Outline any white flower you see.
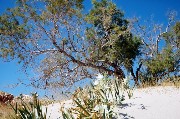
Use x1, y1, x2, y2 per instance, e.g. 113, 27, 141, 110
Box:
94, 104, 110, 114
93, 73, 103, 85
93, 80, 99, 85
96, 73, 103, 80
124, 74, 132, 83
123, 77, 128, 83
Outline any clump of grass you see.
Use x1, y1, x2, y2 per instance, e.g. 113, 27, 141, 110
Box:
10, 92, 47, 119
161, 76, 180, 88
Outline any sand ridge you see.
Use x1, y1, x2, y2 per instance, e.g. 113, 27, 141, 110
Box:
42, 86, 180, 119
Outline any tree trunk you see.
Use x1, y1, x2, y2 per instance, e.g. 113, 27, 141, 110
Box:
130, 62, 142, 86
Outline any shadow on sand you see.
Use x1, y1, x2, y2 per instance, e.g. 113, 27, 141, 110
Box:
115, 101, 148, 119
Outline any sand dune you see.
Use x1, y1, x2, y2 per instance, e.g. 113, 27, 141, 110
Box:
114, 86, 180, 119
43, 86, 180, 119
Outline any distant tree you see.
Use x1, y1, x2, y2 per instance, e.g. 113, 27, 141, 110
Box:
132, 12, 180, 85
0, 0, 142, 89
160, 21, 180, 77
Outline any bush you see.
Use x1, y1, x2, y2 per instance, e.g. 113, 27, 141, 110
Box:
61, 75, 133, 119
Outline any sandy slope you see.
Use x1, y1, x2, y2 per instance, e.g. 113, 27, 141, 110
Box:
43, 86, 180, 119
42, 99, 74, 119
114, 86, 180, 119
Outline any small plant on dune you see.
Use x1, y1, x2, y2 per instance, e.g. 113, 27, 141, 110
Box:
62, 86, 115, 119
62, 74, 133, 119
160, 76, 180, 88
10, 92, 47, 119
173, 76, 180, 88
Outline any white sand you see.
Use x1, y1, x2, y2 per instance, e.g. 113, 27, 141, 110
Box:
114, 86, 180, 119
43, 86, 180, 119
42, 99, 74, 119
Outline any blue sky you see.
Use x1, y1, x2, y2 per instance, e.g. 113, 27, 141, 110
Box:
0, 0, 179, 96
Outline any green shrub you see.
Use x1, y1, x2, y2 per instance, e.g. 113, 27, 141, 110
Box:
61, 75, 133, 119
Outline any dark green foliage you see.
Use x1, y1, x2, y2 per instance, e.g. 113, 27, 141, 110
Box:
142, 21, 180, 85
146, 46, 175, 77
173, 22, 180, 48
86, 0, 142, 73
